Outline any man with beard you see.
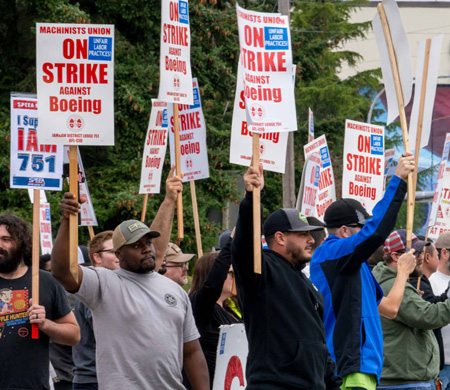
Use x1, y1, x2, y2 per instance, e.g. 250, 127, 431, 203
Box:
51, 167, 209, 390
372, 230, 450, 389
0, 214, 80, 390
231, 165, 342, 390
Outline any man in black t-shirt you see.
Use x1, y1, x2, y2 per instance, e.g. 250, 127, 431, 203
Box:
0, 214, 80, 390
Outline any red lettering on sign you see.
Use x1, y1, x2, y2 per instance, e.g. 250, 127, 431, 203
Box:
224, 356, 245, 390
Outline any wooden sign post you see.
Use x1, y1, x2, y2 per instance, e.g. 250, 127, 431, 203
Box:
173, 104, 184, 240
31, 189, 40, 339
141, 194, 149, 223
69, 146, 79, 283
190, 181, 203, 258
252, 134, 261, 274
377, 3, 414, 248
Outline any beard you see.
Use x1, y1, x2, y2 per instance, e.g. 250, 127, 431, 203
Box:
0, 247, 21, 274
410, 265, 423, 278
286, 242, 312, 266
133, 258, 155, 274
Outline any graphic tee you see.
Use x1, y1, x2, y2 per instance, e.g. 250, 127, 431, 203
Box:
0, 268, 70, 389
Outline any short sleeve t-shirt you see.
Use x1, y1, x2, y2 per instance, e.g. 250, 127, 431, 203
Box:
0, 268, 71, 390
75, 267, 200, 390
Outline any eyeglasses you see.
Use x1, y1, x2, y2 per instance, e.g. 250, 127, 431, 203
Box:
165, 263, 189, 270
97, 249, 115, 254
228, 271, 235, 278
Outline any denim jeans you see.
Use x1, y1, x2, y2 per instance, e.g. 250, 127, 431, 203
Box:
72, 384, 98, 390
377, 383, 432, 390
439, 365, 450, 390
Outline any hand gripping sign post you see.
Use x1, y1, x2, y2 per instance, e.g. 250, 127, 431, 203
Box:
303, 135, 336, 221
10, 94, 63, 339
37, 23, 114, 284
236, 4, 297, 273
139, 100, 169, 222
159, 0, 194, 240
372, 0, 414, 247
342, 120, 385, 214
168, 79, 209, 257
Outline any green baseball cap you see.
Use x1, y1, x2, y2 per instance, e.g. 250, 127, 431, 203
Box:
112, 220, 160, 251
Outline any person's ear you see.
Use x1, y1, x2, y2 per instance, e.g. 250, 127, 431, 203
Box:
92, 253, 102, 266
274, 231, 286, 246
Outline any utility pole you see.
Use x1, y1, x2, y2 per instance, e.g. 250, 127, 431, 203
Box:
279, 0, 296, 208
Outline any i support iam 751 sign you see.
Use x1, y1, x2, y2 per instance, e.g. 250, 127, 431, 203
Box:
10, 94, 63, 190
36, 24, 115, 145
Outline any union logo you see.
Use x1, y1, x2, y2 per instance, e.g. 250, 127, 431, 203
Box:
66, 114, 84, 132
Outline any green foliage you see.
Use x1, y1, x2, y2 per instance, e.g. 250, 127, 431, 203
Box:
0, 0, 400, 253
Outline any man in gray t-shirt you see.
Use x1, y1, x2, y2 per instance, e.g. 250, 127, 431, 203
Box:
52, 167, 209, 390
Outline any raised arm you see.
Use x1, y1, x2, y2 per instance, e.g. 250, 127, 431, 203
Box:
378, 249, 416, 319
150, 165, 182, 271
51, 192, 83, 293
231, 165, 264, 291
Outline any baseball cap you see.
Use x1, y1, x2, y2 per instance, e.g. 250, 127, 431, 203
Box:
263, 209, 324, 237
218, 230, 232, 250
324, 198, 371, 228
112, 220, 160, 251
383, 229, 430, 254
436, 232, 450, 249
165, 243, 195, 263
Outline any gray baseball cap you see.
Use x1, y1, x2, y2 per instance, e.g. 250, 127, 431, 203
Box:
112, 220, 160, 251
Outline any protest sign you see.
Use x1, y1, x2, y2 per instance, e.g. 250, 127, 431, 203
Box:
428, 166, 450, 241
384, 148, 396, 190
342, 120, 385, 214
36, 23, 115, 145
139, 100, 168, 194
236, 4, 296, 134
63, 147, 98, 226
10, 94, 63, 190
372, 0, 413, 125
39, 203, 53, 255
428, 133, 450, 228
409, 36, 443, 152
296, 153, 321, 216
168, 79, 209, 181
308, 108, 314, 143
230, 59, 289, 173
213, 324, 248, 390
158, 0, 193, 105
304, 135, 336, 221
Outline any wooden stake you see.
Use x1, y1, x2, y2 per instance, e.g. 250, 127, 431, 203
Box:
377, 3, 414, 248
190, 181, 203, 259
252, 133, 261, 274
69, 146, 79, 283
87, 226, 95, 240
412, 39, 432, 191
416, 276, 421, 291
231, 278, 237, 296
173, 104, 184, 239
141, 194, 149, 223
31, 189, 40, 339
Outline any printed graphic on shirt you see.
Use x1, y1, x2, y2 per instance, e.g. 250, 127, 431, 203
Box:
0, 287, 30, 339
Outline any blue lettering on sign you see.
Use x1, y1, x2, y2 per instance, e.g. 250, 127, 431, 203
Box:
444, 141, 450, 162
264, 27, 288, 50
190, 87, 201, 109
179, 1, 189, 24
320, 147, 330, 168
45, 208, 51, 221
314, 166, 320, 187
162, 109, 168, 128
12, 177, 60, 189
370, 135, 384, 155
219, 332, 227, 355
88, 37, 112, 61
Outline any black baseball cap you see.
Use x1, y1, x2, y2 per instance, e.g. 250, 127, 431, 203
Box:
324, 198, 371, 228
264, 209, 324, 237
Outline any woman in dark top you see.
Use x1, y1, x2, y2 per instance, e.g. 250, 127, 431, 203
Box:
189, 236, 241, 387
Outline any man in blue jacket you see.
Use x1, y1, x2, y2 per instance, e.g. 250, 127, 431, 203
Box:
310, 152, 416, 390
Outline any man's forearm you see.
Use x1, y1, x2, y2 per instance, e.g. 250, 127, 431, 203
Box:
40, 316, 80, 346
184, 349, 210, 390
151, 198, 176, 270
379, 271, 409, 319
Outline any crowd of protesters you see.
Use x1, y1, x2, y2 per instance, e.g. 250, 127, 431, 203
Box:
3, 154, 450, 390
